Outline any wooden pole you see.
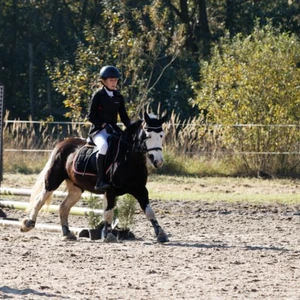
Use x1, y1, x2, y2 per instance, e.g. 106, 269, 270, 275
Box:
0, 218, 83, 233
0, 187, 103, 199
0, 200, 103, 216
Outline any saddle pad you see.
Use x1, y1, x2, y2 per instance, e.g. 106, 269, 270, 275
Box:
73, 145, 97, 176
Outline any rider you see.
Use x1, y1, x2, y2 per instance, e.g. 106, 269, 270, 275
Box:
87, 65, 131, 191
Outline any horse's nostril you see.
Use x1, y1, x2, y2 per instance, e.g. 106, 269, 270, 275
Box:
149, 154, 154, 161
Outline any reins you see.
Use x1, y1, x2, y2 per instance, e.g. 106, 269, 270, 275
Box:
109, 124, 164, 156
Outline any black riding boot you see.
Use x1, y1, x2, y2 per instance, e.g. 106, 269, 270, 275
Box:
94, 154, 111, 191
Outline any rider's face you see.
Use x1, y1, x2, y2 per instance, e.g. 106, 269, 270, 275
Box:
103, 78, 118, 90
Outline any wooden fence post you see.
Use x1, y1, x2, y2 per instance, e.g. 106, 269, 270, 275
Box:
0, 82, 4, 185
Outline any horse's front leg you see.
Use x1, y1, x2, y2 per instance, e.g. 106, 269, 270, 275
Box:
102, 192, 118, 243
132, 187, 169, 243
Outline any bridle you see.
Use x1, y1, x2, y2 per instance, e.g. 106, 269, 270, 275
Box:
140, 125, 164, 153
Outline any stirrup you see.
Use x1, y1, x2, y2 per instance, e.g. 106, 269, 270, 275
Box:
94, 180, 111, 191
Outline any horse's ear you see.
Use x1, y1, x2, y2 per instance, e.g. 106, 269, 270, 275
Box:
144, 112, 151, 123
159, 113, 168, 124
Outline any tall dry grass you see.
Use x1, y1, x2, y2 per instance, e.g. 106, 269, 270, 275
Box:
3, 111, 89, 173
2, 110, 300, 177
3, 111, 89, 150
162, 111, 299, 177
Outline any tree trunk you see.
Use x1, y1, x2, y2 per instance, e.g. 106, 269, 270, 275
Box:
28, 43, 35, 120
47, 78, 52, 115
225, 0, 234, 37
197, 0, 211, 57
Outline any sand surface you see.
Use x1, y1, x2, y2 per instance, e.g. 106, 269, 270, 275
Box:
1, 174, 300, 299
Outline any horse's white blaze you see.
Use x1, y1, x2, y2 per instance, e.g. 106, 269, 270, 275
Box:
145, 204, 155, 221
145, 131, 165, 168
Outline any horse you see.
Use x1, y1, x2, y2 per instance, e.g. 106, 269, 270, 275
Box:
20, 112, 169, 243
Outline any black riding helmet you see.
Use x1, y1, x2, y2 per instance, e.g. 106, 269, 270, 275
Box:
99, 65, 121, 79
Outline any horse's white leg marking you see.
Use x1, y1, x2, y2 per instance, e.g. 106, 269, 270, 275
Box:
102, 193, 108, 211
29, 190, 53, 222
59, 180, 82, 228
102, 194, 113, 224
145, 204, 156, 221
104, 209, 114, 224
145, 203, 169, 242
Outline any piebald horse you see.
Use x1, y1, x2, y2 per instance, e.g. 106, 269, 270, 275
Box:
20, 112, 169, 243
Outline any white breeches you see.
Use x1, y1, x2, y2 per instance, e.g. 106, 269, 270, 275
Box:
91, 129, 110, 155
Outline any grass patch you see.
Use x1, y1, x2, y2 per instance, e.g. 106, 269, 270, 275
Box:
4, 151, 49, 174
155, 150, 250, 177
147, 175, 300, 204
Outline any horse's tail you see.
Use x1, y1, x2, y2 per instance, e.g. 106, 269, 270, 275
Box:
26, 149, 56, 212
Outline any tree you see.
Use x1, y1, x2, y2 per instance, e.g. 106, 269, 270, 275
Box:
192, 22, 300, 174
163, 0, 211, 57
0, 0, 100, 119
50, 0, 185, 121
1, 0, 299, 120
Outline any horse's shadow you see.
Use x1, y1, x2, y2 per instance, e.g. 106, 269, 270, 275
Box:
0, 286, 69, 299
159, 240, 292, 252
164, 241, 230, 249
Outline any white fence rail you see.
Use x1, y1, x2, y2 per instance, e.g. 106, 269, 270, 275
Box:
3, 120, 300, 156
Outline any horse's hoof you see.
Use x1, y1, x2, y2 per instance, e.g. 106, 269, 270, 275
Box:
157, 235, 169, 243
62, 232, 77, 241
103, 233, 118, 243
157, 229, 169, 243
20, 219, 35, 232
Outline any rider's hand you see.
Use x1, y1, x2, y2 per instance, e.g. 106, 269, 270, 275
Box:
128, 119, 143, 128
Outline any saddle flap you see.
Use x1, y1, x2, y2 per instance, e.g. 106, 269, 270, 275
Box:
73, 145, 98, 176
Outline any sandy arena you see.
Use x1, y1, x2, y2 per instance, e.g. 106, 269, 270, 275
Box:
1, 176, 300, 299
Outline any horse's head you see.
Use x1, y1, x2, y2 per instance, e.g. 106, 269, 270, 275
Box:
142, 112, 168, 169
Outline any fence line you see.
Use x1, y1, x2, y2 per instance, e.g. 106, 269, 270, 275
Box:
4, 149, 300, 155
4, 120, 86, 125
4, 149, 52, 153
4, 120, 300, 128
3, 120, 300, 155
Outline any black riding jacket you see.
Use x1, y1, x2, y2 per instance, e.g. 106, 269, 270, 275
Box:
87, 88, 131, 136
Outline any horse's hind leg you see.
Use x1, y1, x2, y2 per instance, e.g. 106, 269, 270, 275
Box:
21, 186, 54, 232
59, 180, 83, 240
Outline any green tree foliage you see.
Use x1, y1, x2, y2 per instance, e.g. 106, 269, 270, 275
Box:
0, 0, 101, 119
50, 0, 185, 120
193, 23, 300, 174
211, 0, 300, 38
1, 0, 299, 120
48, 27, 103, 121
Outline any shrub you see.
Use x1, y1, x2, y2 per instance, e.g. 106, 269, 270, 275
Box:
192, 22, 300, 175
